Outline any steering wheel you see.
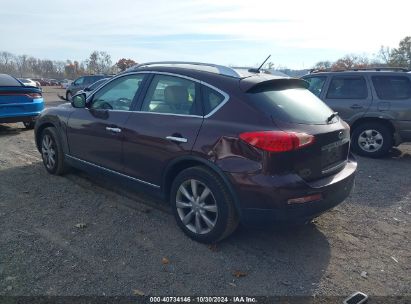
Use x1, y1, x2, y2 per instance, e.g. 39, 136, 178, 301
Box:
113, 98, 131, 109
98, 101, 113, 110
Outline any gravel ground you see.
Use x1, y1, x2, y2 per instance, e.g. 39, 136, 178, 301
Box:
0, 87, 410, 297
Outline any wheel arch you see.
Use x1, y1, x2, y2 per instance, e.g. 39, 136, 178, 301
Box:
35, 122, 57, 152
35, 120, 69, 154
350, 117, 395, 136
162, 156, 242, 217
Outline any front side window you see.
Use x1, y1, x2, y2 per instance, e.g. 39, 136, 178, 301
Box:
304, 76, 326, 97
372, 76, 411, 100
327, 76, 368, 99
141, 74, 199, 115
91, 74, 144, 111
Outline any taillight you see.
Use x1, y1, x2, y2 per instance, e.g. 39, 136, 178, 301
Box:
239, 131, 315, 152
27, 93, 42, 99
0, 92, 42, 99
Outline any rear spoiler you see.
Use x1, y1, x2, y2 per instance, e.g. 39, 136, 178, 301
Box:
0, 86, 42, 93
241, 78, 309, 93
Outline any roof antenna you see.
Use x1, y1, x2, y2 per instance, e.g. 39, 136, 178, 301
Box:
249, 55, 271, 73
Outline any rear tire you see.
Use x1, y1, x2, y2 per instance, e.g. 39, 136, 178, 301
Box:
351, 122, 392, 158
40, 127, 69, 175
170, 166, 239, 243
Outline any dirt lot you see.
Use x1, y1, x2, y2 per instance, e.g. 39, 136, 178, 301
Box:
0, 87, 410, 297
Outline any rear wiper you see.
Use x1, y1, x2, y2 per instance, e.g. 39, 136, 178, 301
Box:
326, 112, 339, 123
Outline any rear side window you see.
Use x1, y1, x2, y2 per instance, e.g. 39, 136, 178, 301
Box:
304, 76, 326, 97
249, 88, 335, 125
202, 86, 226, 115
372, 76, 411, 100
141, 74, 200, 115
327, 76, 368, 99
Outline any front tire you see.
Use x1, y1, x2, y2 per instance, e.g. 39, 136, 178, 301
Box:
40, 127, 69, 175
351, 122, 392, 158
170, 166, 239, 243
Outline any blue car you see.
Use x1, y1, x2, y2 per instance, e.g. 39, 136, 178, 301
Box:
0, 74, 45, 129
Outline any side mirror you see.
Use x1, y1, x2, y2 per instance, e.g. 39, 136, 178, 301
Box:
71, 93, 87, 108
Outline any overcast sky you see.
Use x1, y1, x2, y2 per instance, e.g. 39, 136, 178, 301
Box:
0, 0, 410, 69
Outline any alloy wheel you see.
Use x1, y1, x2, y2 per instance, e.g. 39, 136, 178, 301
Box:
41, 134, 56, 170
358, 129, 383, 152
176, 179, 218, 234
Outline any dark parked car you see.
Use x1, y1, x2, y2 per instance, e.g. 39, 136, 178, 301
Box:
66, 75, 108, 100
0, 74, 44, 129
32, 78, 51, 86
34, 62, 356, 243
302, 68, 411, 157
77, 78, 110, 96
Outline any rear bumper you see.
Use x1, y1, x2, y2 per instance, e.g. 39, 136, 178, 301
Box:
392, 120, 411, 144
0, 99, 44, 123
229, 155, 357, 225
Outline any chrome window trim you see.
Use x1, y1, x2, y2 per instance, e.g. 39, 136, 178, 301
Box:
65, 154, 160, 188
131, 111, 203, 118
90, 71, 230, 119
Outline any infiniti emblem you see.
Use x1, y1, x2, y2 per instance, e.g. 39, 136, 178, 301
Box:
338, 131, 344, 139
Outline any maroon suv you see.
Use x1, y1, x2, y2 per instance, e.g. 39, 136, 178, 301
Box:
34, 62, 357, 243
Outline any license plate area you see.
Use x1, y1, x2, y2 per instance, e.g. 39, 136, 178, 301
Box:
321, 138, 348, 170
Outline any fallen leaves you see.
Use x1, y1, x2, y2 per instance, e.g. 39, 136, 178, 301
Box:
233, 270, 247, 278
133, 289, 145, 296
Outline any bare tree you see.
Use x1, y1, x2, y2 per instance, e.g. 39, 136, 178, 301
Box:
15, 55, 29, 77
86, 51, 113, 74
313, 61, 332, 70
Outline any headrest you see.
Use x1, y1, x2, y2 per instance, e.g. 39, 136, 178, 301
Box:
164, 85, 188, 103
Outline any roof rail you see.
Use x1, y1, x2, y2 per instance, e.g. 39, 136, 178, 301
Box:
128, 61, 242, 78
310, 67, 410, 73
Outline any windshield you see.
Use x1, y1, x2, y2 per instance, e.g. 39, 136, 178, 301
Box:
249, 88, 335, 125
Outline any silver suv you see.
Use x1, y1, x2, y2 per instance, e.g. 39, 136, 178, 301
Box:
302, 68, 411, 157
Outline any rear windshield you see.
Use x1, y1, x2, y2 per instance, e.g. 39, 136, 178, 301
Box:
249, 88, 335, 124
0, 74, 22, 86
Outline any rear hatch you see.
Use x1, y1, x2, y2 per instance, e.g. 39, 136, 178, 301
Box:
242, 77, 350, 181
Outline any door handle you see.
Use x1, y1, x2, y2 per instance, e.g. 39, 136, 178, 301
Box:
350, 104, 363, 109
166, 136, 188, 143
105, 127, 122, 133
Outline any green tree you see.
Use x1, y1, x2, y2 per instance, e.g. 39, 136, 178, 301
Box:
391, 36, 411, 69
